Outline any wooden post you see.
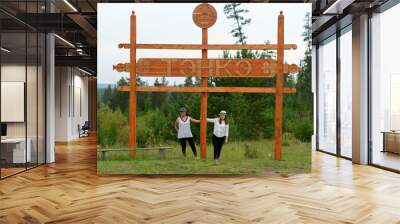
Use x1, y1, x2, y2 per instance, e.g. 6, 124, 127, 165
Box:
130, 11, 137, 156
200, 27, 208, 160
274, 12, 284, 160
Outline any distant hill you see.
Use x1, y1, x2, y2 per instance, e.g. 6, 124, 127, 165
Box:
97, 83, 116, 89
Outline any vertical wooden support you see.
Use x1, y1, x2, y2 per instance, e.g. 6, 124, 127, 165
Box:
130, 11, 137, 156
274, 12, 284, 160
200, 28, 208, 160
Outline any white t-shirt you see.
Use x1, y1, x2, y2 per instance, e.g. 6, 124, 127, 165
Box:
177, 116, 193, 139
207, 118, 229, 138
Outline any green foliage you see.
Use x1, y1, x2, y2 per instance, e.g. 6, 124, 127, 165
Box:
223, 3, 251, 45
282, 132, 300, 146
184, 76, 194, 86
110, 78, 130, 115
97, 105, 129, 148
292, 118, 313, 142
97, 9, 314, 150
243, 143, 260, 159
151, 77, 169, 108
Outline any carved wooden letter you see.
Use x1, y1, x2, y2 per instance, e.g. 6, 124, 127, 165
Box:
180, 59, 196, 76
235, 60, 251, 76
263, 61, 271, 74
216, 59, 232, 77
196, 60, 213, 77
161, 59, 177, 75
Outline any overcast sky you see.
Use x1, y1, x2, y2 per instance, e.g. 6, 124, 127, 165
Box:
97, 3, 311, 85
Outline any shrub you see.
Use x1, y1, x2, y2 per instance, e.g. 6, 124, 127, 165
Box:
97, 105, 129, 148
292, 119, 313, 142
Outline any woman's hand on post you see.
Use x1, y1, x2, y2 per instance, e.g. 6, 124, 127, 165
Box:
191, 118, 201, 124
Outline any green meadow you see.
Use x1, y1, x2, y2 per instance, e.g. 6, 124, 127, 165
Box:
97, 136, 311, 175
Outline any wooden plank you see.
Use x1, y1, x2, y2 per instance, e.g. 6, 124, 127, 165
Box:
136, 58, 299, 77
118, 43, 297, 50
117, 86, 296, 94
98, 147, 172, 160
98, 147, 172, 152
113, 59, 301, 77
130, 11, 137, 156
274, 12, 284, 161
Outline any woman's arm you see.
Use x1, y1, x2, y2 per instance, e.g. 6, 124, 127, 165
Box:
225, 125, 229, 143
190, 117, 200, 123
206, 118, 216, 123
174, 119, 179, 132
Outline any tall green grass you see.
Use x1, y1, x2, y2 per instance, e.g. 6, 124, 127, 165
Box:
97, 136, 311, 175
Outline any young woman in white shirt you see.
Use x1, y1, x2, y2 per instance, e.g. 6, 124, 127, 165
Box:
207, 110, 229, 160
175, 107, 200, 158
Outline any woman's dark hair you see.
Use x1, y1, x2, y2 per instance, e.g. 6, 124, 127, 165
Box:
219, 115, 228, 124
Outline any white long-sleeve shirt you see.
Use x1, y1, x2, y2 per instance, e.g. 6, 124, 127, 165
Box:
207, 118, 229, 138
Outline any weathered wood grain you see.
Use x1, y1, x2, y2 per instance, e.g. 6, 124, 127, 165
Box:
118, 43, 298, 50
116, 86, 297, 94
113, 59, 300, 77
1, 136, 400, 223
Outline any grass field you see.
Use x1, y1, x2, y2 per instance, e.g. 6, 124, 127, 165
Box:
97, 137, 311, 175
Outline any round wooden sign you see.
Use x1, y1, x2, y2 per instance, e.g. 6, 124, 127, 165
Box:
192, 3, 217, 29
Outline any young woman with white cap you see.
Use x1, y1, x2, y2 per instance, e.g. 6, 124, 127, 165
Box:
175, 107, 200, 158
207, 110, 229, 160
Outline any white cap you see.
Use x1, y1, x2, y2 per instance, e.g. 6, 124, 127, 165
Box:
219, 110, 227, 115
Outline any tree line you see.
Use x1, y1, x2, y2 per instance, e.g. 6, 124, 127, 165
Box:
97, 4, 312, 148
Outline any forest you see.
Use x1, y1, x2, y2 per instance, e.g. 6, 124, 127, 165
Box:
97, 4, 313, 151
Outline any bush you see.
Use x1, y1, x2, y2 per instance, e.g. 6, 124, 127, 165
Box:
292, 119, 313, 142
97, 105, 129, 148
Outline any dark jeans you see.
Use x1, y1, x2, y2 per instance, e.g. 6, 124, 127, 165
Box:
179, 137, 197, 157
212, 135, 226, 160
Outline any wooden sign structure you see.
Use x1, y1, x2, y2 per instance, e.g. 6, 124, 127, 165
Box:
114, 58, 300, 78
113, 3, 300, 160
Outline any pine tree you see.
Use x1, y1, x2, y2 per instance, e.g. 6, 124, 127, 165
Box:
296, 12, 312, 115
288, 12, 313, 141
152, 77, 168, 108
154, 78, 160, 86
184, 77, 194, 87
160, 77, 169, 86
223, 3, 251, 45
102, 85, 113, 106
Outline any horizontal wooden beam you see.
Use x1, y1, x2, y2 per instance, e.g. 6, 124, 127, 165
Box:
118, 43, 297, 50
113, 59, 301, 77
116, 86, 296, 94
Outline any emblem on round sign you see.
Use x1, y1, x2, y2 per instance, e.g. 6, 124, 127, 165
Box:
192, 3, 217, 29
